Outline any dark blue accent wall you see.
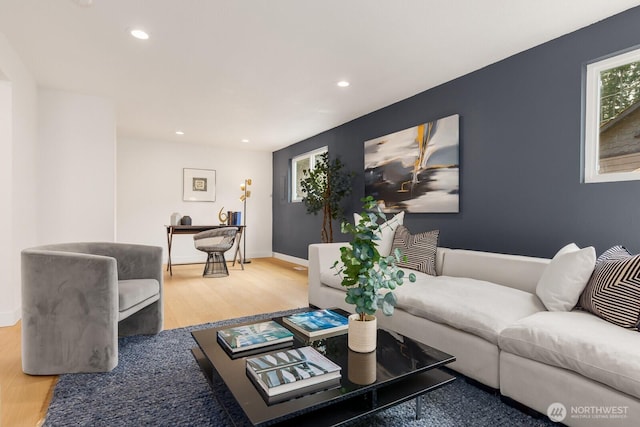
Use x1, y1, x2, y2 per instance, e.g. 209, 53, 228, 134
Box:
273, 7, 640, 260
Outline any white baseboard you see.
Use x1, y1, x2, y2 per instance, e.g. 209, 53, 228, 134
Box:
0, 307, 20, 327
273, 252, 308, 267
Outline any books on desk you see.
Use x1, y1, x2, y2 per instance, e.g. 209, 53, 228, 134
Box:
217, 320, 294, 355
246, 346, 341, 403
283, 309, 349, 338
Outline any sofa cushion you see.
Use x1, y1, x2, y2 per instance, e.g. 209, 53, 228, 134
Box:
320, 265, 431, 292
393, 276, 546, 344
354, 211, 404, 256
499, 311, 640, 399
535, 243, 595, 312
320, 270, 344, 291
579, 245, 640, 329
118, 279, 160, 312
391, 226, 439, 275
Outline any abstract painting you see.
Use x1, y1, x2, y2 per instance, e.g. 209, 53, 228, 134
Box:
364, 114, 459, 213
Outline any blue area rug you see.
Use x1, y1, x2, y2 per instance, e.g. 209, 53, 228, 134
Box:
44, 309, 555, 426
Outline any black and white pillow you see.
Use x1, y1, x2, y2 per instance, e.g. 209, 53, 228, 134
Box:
579, 246, 640, 329
391, 225, 439, 276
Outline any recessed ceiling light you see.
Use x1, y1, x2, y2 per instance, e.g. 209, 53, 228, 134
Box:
175, 131, 184, 135
130, 29, 149, 40
241, 139, 250, 143
337, 81, 350, 88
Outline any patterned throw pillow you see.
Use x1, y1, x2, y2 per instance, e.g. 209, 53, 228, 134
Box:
579, 246, 640, 329
391, 225, 439, 276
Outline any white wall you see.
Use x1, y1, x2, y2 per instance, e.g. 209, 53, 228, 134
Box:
0, 34, 273, 326
0, 32, 38, 326
0, 78, 15, 324
117, 137, 273, 264
37, 89, 116, 243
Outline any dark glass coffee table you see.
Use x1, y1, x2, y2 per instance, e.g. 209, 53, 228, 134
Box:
191, 310, 455, 426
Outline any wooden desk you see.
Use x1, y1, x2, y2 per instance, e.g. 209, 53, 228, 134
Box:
165, 225, 244, 276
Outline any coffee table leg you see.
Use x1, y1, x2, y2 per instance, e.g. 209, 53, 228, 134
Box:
415, 395, 423, 420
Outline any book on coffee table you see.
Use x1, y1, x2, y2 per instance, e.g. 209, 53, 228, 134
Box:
217, 320, 294, 355
246, 346, 341, 403
282, 309, 349, 338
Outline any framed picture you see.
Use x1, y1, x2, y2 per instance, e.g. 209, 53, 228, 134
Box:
364, 114, 459, 213
183, 168, 216, 202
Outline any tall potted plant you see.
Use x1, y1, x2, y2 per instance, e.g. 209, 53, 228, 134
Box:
300, 152, 353, 243
333, 196, 416, 352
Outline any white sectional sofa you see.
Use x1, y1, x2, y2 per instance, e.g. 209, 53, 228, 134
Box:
308, 243, 640, 426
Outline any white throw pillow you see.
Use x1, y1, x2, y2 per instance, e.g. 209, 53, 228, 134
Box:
536, 243, 596, 312
353, 211, 404, 257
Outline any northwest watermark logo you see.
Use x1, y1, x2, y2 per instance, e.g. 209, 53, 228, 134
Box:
547, 403, 629, 422
547, 402, 566, 422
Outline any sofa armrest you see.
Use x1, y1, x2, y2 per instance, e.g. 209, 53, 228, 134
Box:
308, 243, 346, 307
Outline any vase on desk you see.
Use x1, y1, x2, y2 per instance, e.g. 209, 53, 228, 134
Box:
180, 215, 192, 225
170, 213, 181, 226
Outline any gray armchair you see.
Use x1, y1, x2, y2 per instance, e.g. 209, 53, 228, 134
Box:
21, 242, 163, 375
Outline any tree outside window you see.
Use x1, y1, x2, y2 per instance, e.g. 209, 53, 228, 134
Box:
291, 147, 327, 202
584, 47, 640, 183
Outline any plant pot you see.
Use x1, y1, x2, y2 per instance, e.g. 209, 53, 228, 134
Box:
348, 313, 377, 353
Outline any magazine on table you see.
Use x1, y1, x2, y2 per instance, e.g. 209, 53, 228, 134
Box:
282, 309, 349, 338
246, 346, 341, 402
217, 320, 293, 354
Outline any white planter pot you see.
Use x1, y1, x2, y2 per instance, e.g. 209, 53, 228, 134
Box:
348, 313, 377, 353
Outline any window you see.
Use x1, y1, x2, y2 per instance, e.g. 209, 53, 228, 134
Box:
291, 146, 327, 202
584, 46, 640, 183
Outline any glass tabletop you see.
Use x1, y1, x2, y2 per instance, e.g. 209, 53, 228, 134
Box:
191, 309, 455, 426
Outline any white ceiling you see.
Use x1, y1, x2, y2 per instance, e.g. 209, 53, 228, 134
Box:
1, 0, 639, 152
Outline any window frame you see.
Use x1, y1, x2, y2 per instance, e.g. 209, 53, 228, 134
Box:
584, 46, 640, 183
290, 146, 328, 202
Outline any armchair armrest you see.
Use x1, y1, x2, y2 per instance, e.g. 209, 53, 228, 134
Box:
21, 249, 119, 374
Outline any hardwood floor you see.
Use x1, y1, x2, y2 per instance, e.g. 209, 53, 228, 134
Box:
0, 257, 309, 427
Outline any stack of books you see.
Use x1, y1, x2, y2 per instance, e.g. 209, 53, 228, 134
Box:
217, 320, 294, 357
245, 346, 341, 403
282, 309, 349, 339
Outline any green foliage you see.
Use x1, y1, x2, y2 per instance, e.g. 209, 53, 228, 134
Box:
300, 152, 353, 243
600, 60, 640, 125
332, 196, 416, 320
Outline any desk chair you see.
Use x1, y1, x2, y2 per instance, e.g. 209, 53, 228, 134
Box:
193, 227, 240, 277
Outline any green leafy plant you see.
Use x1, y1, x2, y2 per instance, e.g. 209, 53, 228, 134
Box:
300, 152, 353, 243
333, 196, 416, 321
